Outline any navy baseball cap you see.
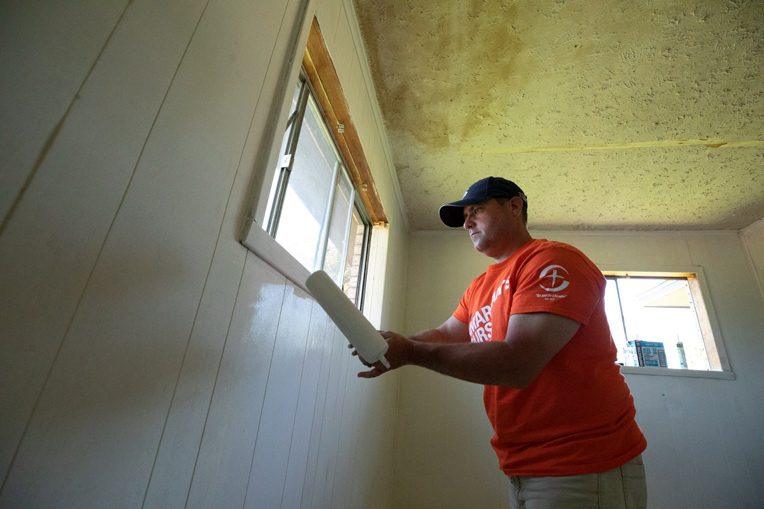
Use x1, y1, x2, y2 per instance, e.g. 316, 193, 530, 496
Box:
439, 176, 526, 227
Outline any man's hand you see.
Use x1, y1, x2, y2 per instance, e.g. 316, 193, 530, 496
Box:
353, 317, 470, 378
355, 330, 412, 378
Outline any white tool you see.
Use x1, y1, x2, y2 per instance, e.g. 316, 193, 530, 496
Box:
305, 270, 391, 369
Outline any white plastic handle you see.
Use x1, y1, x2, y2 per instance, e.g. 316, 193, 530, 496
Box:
306, 270, 390, 368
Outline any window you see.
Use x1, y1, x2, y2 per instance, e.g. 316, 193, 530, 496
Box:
263, 75, 371, 304
240, 18, 386, 308
603, 270, 730, 374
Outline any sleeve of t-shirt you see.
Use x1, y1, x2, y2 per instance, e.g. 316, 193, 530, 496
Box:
453, 299, 469, 324
453, 274, 483, 324
509, 246, 604, 325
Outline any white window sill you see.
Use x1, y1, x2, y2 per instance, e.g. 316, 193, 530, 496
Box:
620, 366, 736, 380
240, 220, 310, 292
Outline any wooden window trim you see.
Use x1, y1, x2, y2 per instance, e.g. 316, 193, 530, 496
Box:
303, 17, 387, 225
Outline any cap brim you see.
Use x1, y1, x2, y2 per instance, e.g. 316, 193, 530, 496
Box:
439, 196, 484, 227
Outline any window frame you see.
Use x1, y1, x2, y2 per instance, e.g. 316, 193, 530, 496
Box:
600, 265, 735, 380
348, 205, 373, 310
240, 16, 386, 308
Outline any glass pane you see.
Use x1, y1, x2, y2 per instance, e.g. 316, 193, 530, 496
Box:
342, 207, 367, 304
275, 96, 341, 271
609, 277, 710, 370
322, 172, 353, 282
604, 279, 628, 365
264, 79, 304, 230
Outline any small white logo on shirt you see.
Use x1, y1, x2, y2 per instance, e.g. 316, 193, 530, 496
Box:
539, 264, 569, 292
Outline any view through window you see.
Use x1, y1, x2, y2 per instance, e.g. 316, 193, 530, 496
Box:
603, 273, 725, 371
264, 75, 371, 306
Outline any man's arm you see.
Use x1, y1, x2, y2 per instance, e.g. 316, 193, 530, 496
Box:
408, 316, 470, 343
359, 312, 580, 388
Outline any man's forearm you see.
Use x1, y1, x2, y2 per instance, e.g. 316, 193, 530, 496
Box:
364, 330, 533, 387
409, 328, 455, 343
409, 322, 469, 343
405, 340, 531, 388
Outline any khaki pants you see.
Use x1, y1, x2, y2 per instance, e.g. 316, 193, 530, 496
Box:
508, 455, 647, 509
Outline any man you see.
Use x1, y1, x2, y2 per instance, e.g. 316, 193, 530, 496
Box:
358, 176, 647, 508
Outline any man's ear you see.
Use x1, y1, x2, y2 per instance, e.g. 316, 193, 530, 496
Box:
509, 195, 524, 217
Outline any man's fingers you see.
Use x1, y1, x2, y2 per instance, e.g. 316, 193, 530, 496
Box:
346, 346, 373, 366
357, 367, 382, 378
348, 340, 390, 373
357, 358, 391, 378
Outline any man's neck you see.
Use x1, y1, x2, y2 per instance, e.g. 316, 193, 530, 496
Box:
493, 231, 534, 263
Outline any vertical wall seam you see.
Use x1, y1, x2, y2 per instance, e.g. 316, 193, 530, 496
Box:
684, 237, 697, 266
130, 0, 247, 504
164, 0, 309, 501
0, 114, 65, 237
0, 0, 133, 495
140, 245, 248, 507
179, 253, 258, 509
0, 1, 130, 238
239, 278, 290, 509
232, 1, 306, 506
298, 306, 318, 509
299, 310, 336, 509
277, 301, 318, 509
325, 339, 352, 507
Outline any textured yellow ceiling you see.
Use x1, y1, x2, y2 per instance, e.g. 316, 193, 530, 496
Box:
353, 0, 764, 231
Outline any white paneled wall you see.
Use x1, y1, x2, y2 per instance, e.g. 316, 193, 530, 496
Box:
0, 0, 129, 220
0, 0, 402, 507
399, 231, 764, 509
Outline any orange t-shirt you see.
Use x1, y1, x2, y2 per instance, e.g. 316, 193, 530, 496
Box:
453, 239, 646, 476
